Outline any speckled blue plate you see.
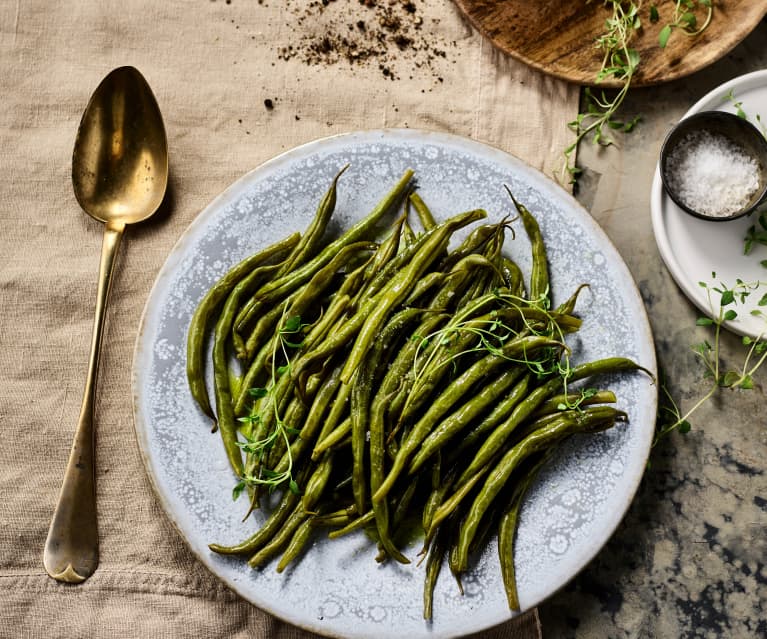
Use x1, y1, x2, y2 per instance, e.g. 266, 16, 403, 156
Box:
132, 130, 657, 639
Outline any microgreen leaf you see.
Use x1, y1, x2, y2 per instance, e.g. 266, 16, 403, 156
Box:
232, 480, 246, 501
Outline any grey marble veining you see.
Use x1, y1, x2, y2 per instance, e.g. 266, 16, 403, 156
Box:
538, 20, 767, 639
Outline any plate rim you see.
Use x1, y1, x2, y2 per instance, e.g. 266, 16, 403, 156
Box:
132, 127, 658, 637
650, 69, 767, 339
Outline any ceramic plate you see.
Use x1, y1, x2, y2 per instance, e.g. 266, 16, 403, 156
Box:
651, 70, 767, 339
133, 130, 657, 638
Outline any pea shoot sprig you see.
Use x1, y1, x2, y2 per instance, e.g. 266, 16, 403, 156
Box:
655, 276, 767, 445
232, 313, 309, 500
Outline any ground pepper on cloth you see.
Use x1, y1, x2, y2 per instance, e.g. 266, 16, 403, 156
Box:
271, 0, 455, 81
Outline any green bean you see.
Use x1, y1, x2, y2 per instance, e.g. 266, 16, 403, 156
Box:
312, 416, 352, 458
365, 308, 425, 563
455, 407, 627, 571
350, 368, 371, 515
422, 460, 454, 534
236, 169, 415, 332
409, 192, 437, 231
533, 389, 616, 417
278, 165, 349, 276
457, 357, 645, 485
363, 216, 403, 282
423, 528, 449, 621
276, 518, 314, 573
212, 309, 244, 476
187, 233, 300, 418
557, 283, 589, 315
424, 465, 490, 546
409, 366, 526, 474
393, 307, 513, 427
310, 507, 355, 528
287, 241, 376, 325
501, 257, 526, 299
340, 209, 487, 384
327, 510, 375, 539
507, 189, 549, 304
498, 453, 549, 610
447, 373, 533, 466
209, 485, 301, 555
375, 334, 559, 504
302, 455, 334, 512
438, 223, 499, 272
402, 271, 446, 307
274, 363, 344, 476
248, 505, 308, 568
266, 392, 310, 470
234, 298, 292, 405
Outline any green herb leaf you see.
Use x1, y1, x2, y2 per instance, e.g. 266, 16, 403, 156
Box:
283, 315, 302, 332
289, 479, 301, 495
720, 290, 735, 306
650, 5, 659, 22
658, 24, 672, 48
696, 317, 714, 326
232, 481, 246, 501
248, 387, 268, 398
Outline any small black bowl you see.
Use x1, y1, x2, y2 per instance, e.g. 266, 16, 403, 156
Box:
659, 110, 767, 221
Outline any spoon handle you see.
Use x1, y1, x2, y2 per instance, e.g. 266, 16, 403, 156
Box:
43, 222, 124, 583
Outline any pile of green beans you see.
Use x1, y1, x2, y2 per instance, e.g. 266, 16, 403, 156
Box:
186, 167, 646, 619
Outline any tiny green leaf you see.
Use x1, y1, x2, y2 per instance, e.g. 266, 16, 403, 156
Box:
658, 25, 672, 48
678, 420, 691, 434
696, 317, 714, 326
289, 479, 301, 495
283, 315, 302, 332
232, 481, 246, 501
248, 387, 268, 398
723, 309, 738, 321
649, 5, 659, 22
720, 290, 735, 306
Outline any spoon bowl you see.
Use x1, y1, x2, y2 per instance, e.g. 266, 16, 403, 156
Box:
659, 110, 767, 221
73, 67, 168, 225
43, 66, 168, 583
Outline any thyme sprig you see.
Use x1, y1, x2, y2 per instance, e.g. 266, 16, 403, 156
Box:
655, 276, 767, 445
561, 1, 642, 183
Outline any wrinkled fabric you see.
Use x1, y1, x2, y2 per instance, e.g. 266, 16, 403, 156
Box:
0, 1, 576, 636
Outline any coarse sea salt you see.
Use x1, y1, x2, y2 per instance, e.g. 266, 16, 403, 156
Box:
665, 129, 762, 217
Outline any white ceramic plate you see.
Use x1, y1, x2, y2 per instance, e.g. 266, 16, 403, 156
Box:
651, 70, 767, 338
133, 130, 657, 638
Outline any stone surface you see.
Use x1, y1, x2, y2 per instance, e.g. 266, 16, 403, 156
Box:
538, 20, 767, 639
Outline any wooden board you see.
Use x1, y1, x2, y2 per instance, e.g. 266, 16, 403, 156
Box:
452, 0, 767, 87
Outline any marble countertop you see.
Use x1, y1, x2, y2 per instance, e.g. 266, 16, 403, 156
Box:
538, 20, 767, 639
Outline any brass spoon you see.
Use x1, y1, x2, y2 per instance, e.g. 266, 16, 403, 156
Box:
43, 66, 168, 583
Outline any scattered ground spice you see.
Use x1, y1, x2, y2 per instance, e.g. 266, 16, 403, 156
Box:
274, 0, 452, 81
264, 98, 275, 110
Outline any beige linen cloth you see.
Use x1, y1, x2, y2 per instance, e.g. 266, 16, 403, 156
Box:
0, 1, 577, 637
